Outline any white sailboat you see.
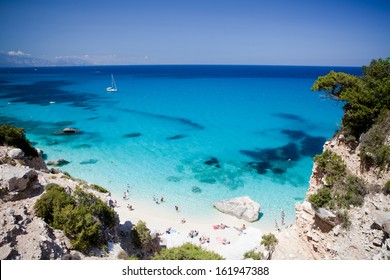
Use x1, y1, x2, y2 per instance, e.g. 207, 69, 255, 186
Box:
106, 74, 118, 92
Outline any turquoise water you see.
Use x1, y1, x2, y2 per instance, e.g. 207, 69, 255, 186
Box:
0, 65, 361, 227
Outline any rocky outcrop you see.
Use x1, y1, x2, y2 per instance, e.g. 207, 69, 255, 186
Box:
0, 201, 70, 260
0, 165, 39, 192
273, 135, 390, 260
7, 148, 24, 159
0, 145, 119, 260
47, 158, 70, 167
213, 196, 260, 222
53, 127, 81, 135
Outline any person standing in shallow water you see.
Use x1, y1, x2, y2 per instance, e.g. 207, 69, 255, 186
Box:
175, 205, 179, 212
281, 210, 285, 225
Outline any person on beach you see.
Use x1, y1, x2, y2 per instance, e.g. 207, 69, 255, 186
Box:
175, 205, 179, 212
220, 223, 227, 229
181, 218, 186, 224
222, 238, 230, 245
123, 192, 127, 200
275, 219, 280, 231
199, 235, 210, 244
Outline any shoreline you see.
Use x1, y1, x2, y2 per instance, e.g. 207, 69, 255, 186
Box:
111, 192, 276, 259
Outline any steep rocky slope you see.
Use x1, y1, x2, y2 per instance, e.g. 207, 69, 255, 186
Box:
274, 134, 390, 260
0, 146, 119, 260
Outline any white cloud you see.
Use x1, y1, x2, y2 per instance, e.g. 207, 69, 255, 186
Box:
7, 50, 30, 56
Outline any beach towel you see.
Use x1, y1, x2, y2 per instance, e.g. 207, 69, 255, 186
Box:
216, 236, 224, 244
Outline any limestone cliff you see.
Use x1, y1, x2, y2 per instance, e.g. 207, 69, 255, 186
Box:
0, 146, 119, 260
273, 132, 390, 260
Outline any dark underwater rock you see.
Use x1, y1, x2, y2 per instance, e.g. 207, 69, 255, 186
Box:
204, 157, 221, 168
166, 134, 187, 140
123, 132, 142, 138
79, 159, 98, 165
191, 186, 202, 193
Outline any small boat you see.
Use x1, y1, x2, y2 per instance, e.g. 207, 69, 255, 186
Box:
106, 74, 118, 92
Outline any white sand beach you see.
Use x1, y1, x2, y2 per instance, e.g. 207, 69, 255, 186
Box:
112, 193, 274, 259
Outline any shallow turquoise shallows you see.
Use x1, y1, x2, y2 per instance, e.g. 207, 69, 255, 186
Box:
0, 65, 361, 227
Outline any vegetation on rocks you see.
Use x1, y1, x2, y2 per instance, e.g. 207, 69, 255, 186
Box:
130, 220, 160, 259
311, 57, 390, 144
360, 110, 390, 172
385, 181, 390, 195
89, 183, 109, 193
152, 243, 224, 260
261, 233, 278, 252
243, 249, 264, 260
34, 183, 116, 252
309, 151, 366, 210
0, 124, 38, 157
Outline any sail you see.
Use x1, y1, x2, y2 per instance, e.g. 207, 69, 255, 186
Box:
106, 74, 117, 92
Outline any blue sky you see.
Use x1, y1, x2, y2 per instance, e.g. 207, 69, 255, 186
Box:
0, 0, 389, 66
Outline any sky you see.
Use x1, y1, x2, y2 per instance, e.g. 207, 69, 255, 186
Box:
0, 0, 389, 66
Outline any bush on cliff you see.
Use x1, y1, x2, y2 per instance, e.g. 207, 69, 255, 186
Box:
0, 124, 38, 157
152, 243, 224, 260
311, 57, 390, 143
360, 109, 390, 172
34, 184, 116, 252
309, 151, 366, 209
261, 233, 278, 252
385, 181, 390, 195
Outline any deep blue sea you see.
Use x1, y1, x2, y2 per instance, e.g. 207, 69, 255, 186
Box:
0, 65, 361, 227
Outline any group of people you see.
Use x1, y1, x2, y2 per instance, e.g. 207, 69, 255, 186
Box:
122, 189, 130, 200
127, 204, 134, 211
275, 210, 285, 231
153, 195, 164, 204
199, 235, 210, 244
213, 223, 228, 229
188, 230, 199, 238
233, 224, 246, 235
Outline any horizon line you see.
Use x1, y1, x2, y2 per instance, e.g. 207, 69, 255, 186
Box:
0, 63, 363, 68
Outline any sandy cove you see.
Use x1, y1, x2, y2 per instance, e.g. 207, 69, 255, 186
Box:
112, 193, 274, 260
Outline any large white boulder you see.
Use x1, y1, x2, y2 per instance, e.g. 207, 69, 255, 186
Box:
0, 165, 38, 192
7, 148, 24, 159
213, 196, 260, 222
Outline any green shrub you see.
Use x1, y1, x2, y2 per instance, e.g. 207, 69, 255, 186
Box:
260, 233, 278, 252
89, 184, 109, 193
314, 150, 346, 186
337, 210, 352, 229
130, 220, 151, 249
0, 124, 38, 157
309, 187, 332, 208
312, 150, 367, 210
335, 175, 366, 208
34, 185, 116, 252
360, 110, 390, 171
311, 57, 390, 141
152, 243, 224, 260
385, 181, 390, 194
243, 249, 264, 260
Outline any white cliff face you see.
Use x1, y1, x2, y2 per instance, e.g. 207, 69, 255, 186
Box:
273, 136, 390, 260
213, 196, 261, 222
0, 145, 116, 260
